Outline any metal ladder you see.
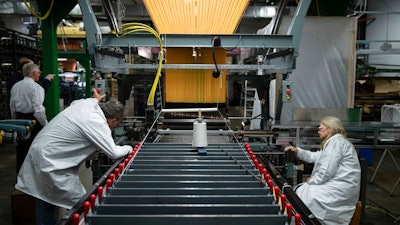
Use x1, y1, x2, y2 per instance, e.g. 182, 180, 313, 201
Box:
87, 143, 286, 225
241, 80, 257, 119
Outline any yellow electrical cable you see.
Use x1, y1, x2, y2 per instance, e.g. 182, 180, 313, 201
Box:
0, 130, 3, 145
23, 0, 54, 20
316, 0, 320, 16
111, 22, 163, 106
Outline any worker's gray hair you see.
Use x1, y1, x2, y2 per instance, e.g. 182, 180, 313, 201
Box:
99, 100, 126, 119
22, 62, 40, 77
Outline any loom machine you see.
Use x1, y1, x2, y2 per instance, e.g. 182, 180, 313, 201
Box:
53, 0, 321, 224
54, 106, 322, 225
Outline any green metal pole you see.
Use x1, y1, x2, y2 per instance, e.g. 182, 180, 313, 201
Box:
39, 6, 60, 120
38, 1, 60, 120
37, 0, 78, 120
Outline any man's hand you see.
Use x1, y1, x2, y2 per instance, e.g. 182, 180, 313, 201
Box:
284, 145, 298, 153
45, 74, 55, 81
92, 88, 106, 102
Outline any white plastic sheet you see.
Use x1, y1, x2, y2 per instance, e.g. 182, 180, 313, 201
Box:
278, 17, 357, 124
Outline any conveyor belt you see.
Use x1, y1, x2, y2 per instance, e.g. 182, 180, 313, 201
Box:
86, 143, 288, 225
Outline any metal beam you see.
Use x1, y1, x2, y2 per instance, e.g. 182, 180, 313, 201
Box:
95, 56, 292, 75
78, 0, 102, 57
98, 33, 294, 48
286, 0, 311, 52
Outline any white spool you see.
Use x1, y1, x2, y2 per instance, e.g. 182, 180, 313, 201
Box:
192, 118, 208, 147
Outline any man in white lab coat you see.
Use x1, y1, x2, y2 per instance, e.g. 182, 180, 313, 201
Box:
10, 62, 49, 173
285, 116, 361, 225
15, 89, 132, 225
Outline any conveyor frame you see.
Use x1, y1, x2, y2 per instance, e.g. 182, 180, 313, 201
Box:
56, 140, 321, 225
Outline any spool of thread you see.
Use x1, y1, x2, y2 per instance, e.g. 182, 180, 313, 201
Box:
192, 118, 208, 147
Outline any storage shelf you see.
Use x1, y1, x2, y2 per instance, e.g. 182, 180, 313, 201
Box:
0, 27, 42, 119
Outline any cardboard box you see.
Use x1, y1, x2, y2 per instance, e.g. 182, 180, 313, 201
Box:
110, 78, 119, 97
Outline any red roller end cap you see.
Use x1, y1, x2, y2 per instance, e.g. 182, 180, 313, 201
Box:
262, 168, 267, 175
83, 201, 90, 216
280, 194, 286, 209
106, 179, 112, 192
109, 173, 115, 182
73, 213, 80, 225
274, 186, 280, 201
97, 186, 103, 201
253, 159, 259, 166
90, 194, 96, 208
295, 213, 301, 225
286, 203, 293, 220
124, 158, 129, 166
114, 168, 120, 179
267, 179, 273, 193
128, 154, 133, 160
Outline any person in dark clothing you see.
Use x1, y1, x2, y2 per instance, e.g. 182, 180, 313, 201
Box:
6, 57, 54, 98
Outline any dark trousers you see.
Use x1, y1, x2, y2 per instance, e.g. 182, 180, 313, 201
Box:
36, 198, 56, 225
15, 112, 43, 173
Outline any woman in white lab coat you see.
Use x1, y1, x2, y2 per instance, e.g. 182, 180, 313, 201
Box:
285, 116, 361, 225
16, 89, 132, 225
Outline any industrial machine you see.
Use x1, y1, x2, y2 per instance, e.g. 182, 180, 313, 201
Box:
4, 1, 397, 224
0, 119, 35, 145
30, 0, 334, 224
56, 107, 322, 225
73, 0, 312, 129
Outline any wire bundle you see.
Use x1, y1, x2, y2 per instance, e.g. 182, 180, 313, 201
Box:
111, 22, 164, 107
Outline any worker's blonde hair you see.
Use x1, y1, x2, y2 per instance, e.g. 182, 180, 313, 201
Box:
320, 116, 347, 148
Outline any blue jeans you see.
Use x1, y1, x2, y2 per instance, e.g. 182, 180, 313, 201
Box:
36, 198, 56, 225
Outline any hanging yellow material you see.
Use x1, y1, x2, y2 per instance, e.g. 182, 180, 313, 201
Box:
165, 48, 226, 103
142, 0, 249, 34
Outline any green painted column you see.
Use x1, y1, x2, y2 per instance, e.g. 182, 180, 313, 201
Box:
41, 18, 60, 120
37, 0, 78, 120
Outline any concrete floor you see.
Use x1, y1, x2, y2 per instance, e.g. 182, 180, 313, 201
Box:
0, 143, 399, 225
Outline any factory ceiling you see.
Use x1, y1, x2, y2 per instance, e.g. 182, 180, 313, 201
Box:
0, 0, 357, 24
0, 0, 364, 38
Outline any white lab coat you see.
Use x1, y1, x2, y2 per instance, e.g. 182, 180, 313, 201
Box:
295, 134, 361, 225
16, 98, 132, 209
10, 77, 47, 126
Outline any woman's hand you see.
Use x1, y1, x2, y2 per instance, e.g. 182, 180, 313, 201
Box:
284, 145, 298, 153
